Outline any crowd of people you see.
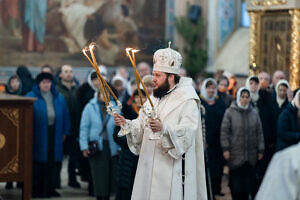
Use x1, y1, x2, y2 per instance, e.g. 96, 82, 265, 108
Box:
2, 58, 300, 200
2, 62, 154, 200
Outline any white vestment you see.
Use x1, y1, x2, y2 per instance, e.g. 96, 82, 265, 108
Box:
255, 142, 300, 200
123, 77, 207, 200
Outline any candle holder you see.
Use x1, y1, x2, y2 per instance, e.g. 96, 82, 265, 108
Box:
141, 106, 162, 140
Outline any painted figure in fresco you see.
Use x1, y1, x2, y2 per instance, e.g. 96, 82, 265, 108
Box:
0, 0, 21, 37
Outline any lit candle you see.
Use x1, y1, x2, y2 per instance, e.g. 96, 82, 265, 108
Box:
128, 48, 154, 107
83, 48, 109, 105
85, 45, 120, 106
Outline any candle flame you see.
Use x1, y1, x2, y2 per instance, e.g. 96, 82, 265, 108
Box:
132, 49, 140, 54
82, 48, 89, 57
89, 43, 95, 51
126, 48, 133, 56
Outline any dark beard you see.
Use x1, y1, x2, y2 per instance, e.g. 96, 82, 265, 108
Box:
153, 78, 170, 98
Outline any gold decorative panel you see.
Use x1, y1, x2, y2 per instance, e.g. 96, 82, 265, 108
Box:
249, 11, 263, 75
0, 133, 6, 150
250, 0, 287, 7
289, 9, 300, 90
0, 108, 19, 174
259, 11, 292, 75
0, 156, 19, 174
0, 108, 19, 126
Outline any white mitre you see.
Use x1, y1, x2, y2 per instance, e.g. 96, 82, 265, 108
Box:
153, 42, 182, 75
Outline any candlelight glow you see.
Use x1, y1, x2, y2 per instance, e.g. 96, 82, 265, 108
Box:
132, 49, 140, 54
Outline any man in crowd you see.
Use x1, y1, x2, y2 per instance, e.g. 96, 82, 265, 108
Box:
137, 62, 151, 78
271, 70, 286, 90
114, 46, 207, 199
56, 64, 81, 188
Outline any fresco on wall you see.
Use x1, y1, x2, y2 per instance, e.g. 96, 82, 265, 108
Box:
218, 0, 235, 48
0, 0, 166, 67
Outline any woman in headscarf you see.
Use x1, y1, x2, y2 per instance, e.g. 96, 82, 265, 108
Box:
200, 78, 226, 198
79, 87, 120, 200
246, 75, 273, 196
276, 89, 300, 152
221, 87, 264, 200
270, 80, 290, 152
245, 76, 260, 109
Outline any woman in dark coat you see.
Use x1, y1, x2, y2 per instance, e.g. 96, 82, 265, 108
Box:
26, 72, 70, 198
246, 75, 273, 194
270, 80, 290, 150
200, 78, 226, 198
276, 90, 300, 152
221, 87, 264, 200
113, 89, 146, 200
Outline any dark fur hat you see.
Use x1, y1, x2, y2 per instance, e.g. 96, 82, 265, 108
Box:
36, 72, 53, 84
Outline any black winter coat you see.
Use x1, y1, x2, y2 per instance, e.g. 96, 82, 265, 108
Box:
113, 98, 139, 190
276, 103, 300, 152
270, 97, 289, 144
201, 96, 226, 177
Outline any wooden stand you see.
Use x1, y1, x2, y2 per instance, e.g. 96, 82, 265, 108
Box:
0, 93, 35, 200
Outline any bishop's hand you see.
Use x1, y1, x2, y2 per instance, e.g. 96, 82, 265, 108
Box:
149, 118, 162, 133
114, 113, 126, 126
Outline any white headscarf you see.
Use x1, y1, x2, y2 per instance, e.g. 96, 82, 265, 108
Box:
292, 90, 300, 109
245, 75, 260, 103
236, 87, 250, 109
87, 65, 108, 91
200, 78, 217, 102
275, 79, 289, 108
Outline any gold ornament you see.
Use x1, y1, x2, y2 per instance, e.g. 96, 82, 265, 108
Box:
0, 133, 5, 150
249, 11, 262, 75
250, 0, 287, 7
289, 9, 300, 90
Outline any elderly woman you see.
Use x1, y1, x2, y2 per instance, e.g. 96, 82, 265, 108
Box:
200, 78, 226, 198
276, 90, 300, 152
221, 87, 264, 200
79, 89, 120, 200
26, 72, 70, 198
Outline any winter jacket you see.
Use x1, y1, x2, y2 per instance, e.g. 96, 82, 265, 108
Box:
218, 91, 233, 108
26, 84, 70, 162
221, 101, 264, 169
113, 98, 139, 189
251, 90, 273, 147
276, 103, 300, 151
200, 96, 226, 177
79, 96, 119, 156
56, 80, 81, 138
270, 97, 289, 144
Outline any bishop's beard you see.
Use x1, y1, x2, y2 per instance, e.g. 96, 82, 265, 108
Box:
153, 78, 170, 98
